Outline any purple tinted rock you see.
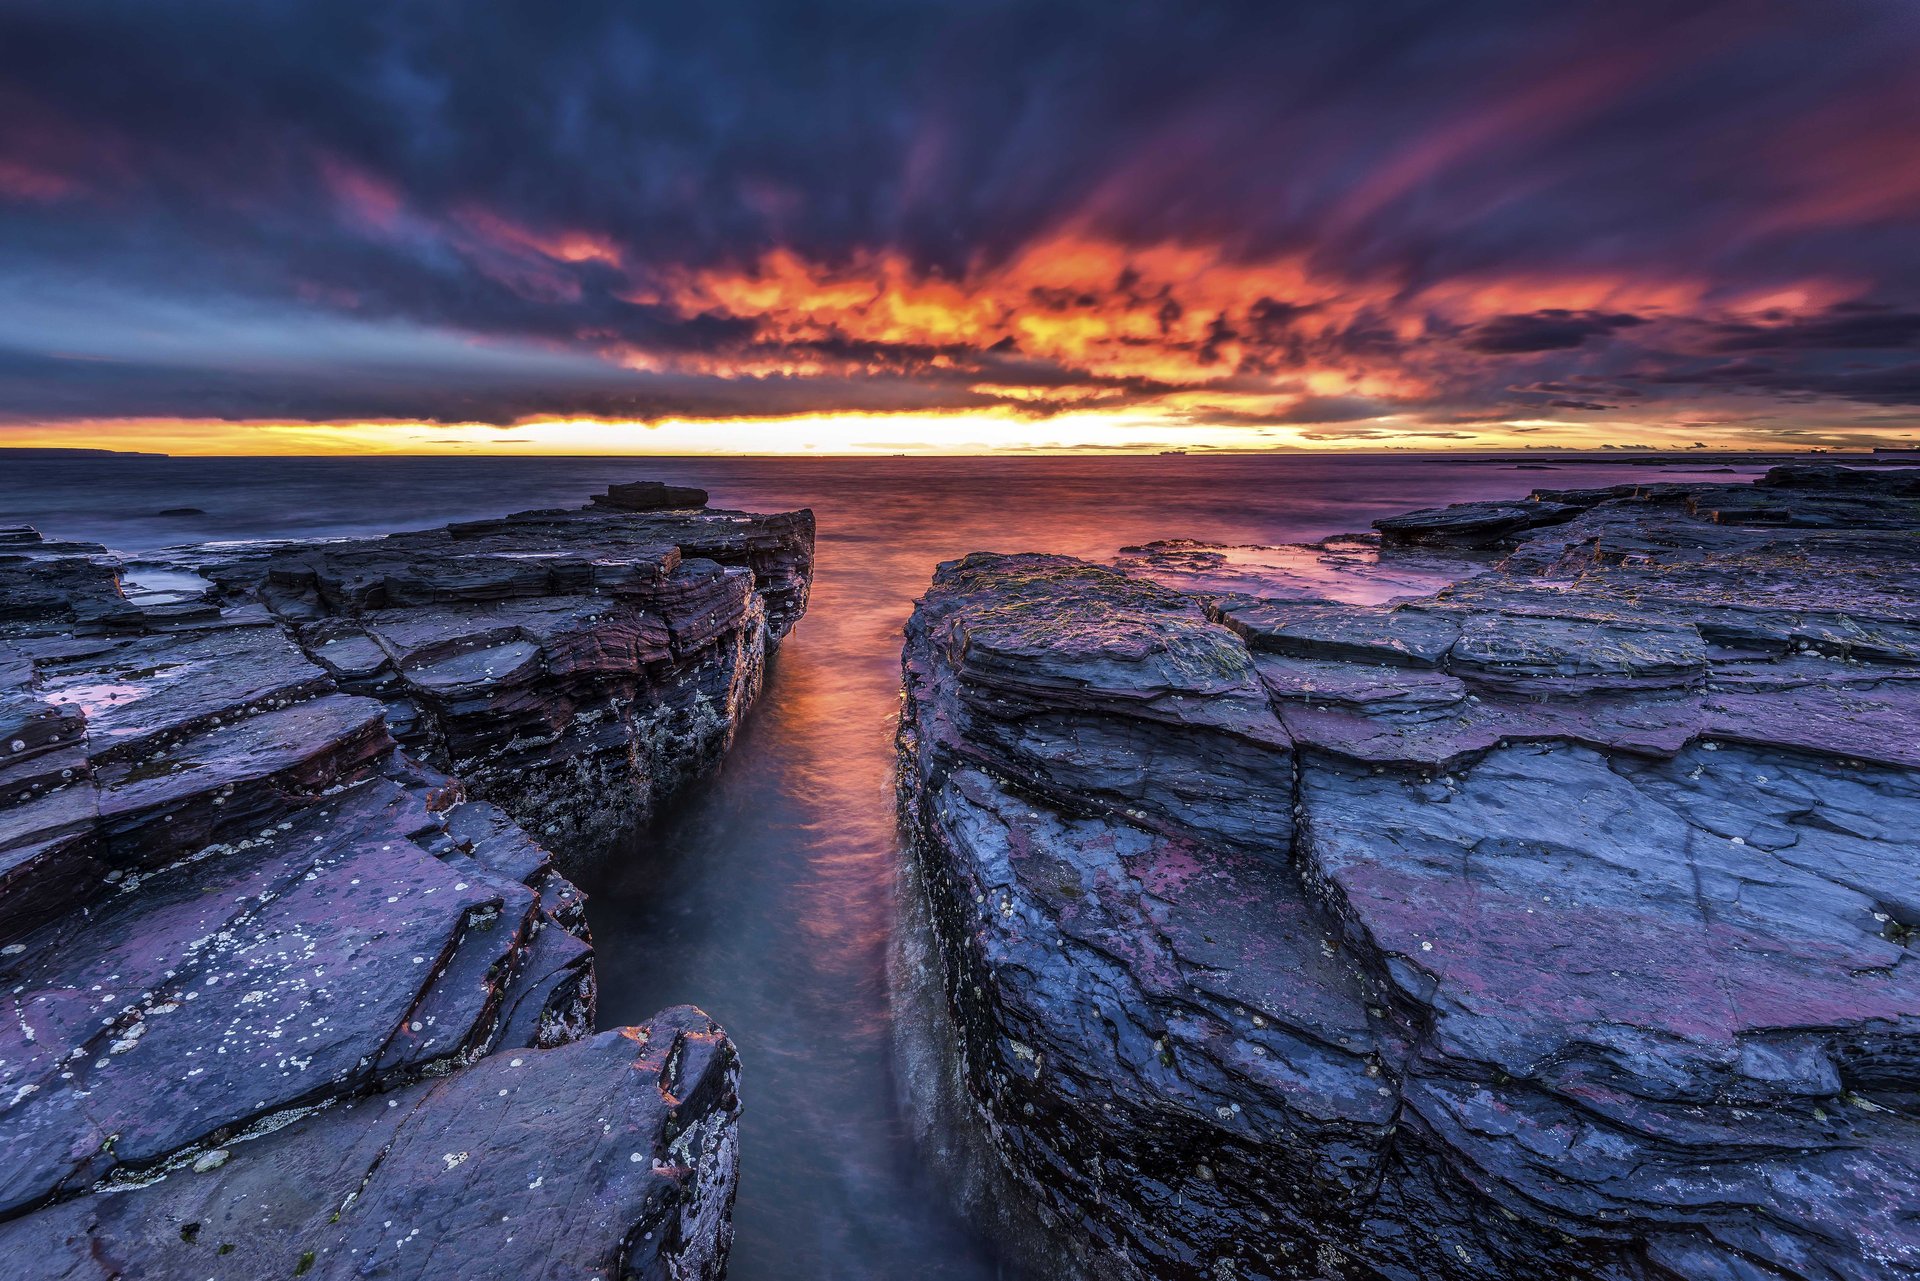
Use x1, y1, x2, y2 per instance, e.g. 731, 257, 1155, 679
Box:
493, 915, 596, 1048
1254, 654, 1467, 712
0, 481, 784, 1273
444, 798, 554, 883
1703, 681, 1920, 769
1448, 611, 1707, 696
1113, 536, 1485, 604
184, 490, 812, 862
92, 692, 393, 862
1219, 600, 1461, 667
0, 1009, 739, 1281
0, 780, 511, 1213
908, 554, 1295, 858
902, 467, 1920, 1280
1373, 498, 1580, 548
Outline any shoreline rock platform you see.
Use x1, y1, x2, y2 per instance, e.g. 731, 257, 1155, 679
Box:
899, 465, 1919, 1280
0, 482, 813, 1278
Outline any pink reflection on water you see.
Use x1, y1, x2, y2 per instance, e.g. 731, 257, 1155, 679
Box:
1112, 535, 1486, 603
44, 681, 156, 723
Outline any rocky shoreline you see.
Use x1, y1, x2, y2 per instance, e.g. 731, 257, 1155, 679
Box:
0, 481, 813, 1278
899, 465, 1920, 1280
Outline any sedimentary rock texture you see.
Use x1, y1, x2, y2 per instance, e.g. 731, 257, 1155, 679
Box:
0, 482, 804, 1277
193, 484, 814, 860
900, 465, 1920, 1281
0, 1008, 739, 1281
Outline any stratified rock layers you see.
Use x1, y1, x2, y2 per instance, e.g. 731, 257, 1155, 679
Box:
900, 466, 1919, 1281
194, 490, 814, 862
0, 484, 811, 1278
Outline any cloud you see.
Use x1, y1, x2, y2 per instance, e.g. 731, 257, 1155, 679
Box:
1701, 305, 1920, 352
1462, 310, 1646, 354
0, 1, 1917, 442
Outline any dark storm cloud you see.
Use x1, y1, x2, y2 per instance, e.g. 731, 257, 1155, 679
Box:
3, 0, 1920, 428
1701, 305, 1920, 352
1652, 359, 1920, 408
0, 344, 1029, 427
1462, 311, 1648, 355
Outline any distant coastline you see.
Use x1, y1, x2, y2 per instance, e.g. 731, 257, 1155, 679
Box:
0, 446, 169, 459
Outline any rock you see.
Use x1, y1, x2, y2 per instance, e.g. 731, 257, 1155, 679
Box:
1217, 600, 1460, 667
189, 488, 814, 862
0, 530, 121, 623
591, 480, 712, 511
1758, 462, 1920, 495
901, 466, 1920, 1280
0, 481, 806, 1274
1372, 498, 1580, 548
1447, 611, 1707, 696
156, 507, 207, 517
0, 1008, 739, 1281
906, 554, 1296, 858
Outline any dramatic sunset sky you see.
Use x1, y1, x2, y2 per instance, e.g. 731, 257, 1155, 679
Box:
3, 2, 1919, 455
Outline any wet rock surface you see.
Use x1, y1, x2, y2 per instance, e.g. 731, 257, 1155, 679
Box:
0, 1008, 739, 1281
0, 483, 807, 1277
900, 466, 1920, 1280
189, 483, 814, 862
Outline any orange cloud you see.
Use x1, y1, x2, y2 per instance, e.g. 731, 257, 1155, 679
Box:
632, 232, 1395, 386
453, 206, 625, 268
618, 230, 1822, 405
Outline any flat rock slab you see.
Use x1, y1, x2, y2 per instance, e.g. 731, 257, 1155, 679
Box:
32, 627, 330, 763
1449, 611, 1708, 695
0, 1009, 740, 1281
0, 779, 505, 1213
1373, 498, 1580, 548
1254, 654, 1467, 712
1220, 600, 1461, 667
592, 480, 711, 511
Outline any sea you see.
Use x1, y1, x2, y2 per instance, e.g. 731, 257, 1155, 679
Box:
0, 452, 1770, 1278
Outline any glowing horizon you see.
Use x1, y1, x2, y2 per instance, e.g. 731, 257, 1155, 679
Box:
3, 404, 1910, 458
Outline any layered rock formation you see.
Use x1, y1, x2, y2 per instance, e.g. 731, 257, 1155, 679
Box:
0, 482, 811, 1277
899, 465, 1919, 1281
190, 482, 813, 861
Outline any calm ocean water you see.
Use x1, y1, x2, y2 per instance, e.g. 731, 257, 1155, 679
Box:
0, 453, 1765, 1278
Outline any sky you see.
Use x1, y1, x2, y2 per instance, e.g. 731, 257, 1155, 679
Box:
3, 1, 1920, 455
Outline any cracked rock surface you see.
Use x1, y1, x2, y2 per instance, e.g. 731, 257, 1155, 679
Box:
899, 465, 1919, 1281
0, 482, 806, 1277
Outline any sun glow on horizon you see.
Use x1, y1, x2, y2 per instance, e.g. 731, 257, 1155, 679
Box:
3, 405, 1905, 457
